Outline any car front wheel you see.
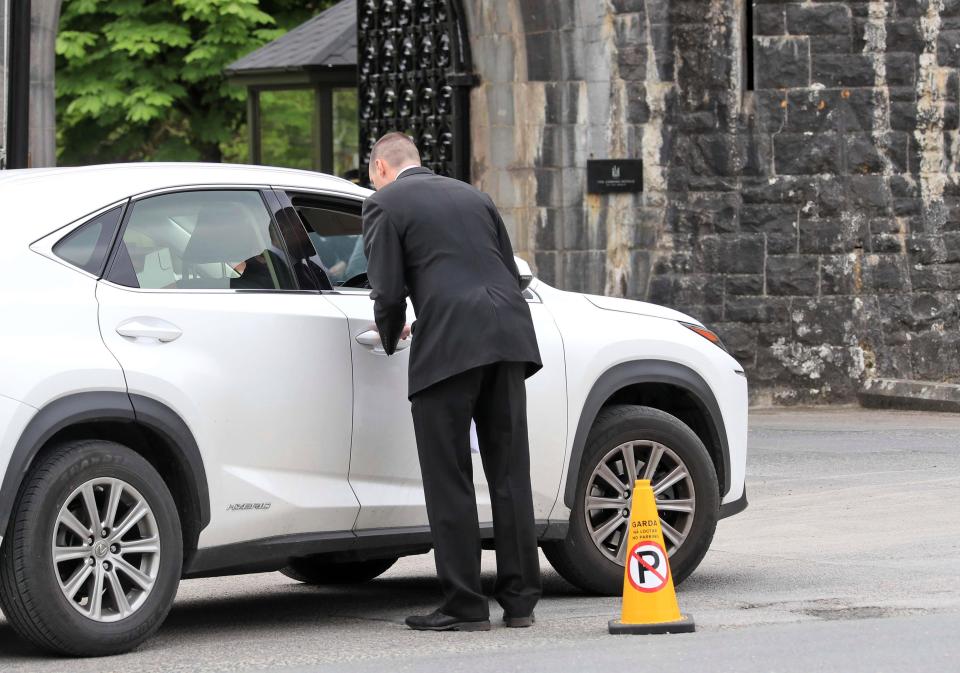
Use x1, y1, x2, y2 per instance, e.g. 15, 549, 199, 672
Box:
543, 405, 719, 595
0, 440, 182, 656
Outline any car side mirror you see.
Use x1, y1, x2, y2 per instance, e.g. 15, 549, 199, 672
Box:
514, 256, 534, 291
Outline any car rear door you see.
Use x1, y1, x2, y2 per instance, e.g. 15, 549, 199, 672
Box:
95, 187, 359, 549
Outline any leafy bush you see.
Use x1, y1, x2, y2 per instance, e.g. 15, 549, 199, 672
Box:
56, 0, 330, 165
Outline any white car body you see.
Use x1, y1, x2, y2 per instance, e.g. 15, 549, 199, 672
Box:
0, 163, 746, 596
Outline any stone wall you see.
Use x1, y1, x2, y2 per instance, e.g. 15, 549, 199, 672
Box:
466, 0, 960, 404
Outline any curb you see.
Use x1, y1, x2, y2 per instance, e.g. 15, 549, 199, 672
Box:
858, 378, 960, 413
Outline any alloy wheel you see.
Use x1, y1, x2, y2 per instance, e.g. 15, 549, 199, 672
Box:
583, 440, 696, 565
51, 477, 161, 622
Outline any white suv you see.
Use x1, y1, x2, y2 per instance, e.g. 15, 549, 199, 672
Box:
0, 164, 747, 655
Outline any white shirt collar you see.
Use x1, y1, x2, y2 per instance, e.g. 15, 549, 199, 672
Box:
396, 165, 421, 177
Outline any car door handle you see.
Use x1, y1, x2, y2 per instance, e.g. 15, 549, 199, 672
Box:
116, 317, 182, 343
355, 329, 411, 353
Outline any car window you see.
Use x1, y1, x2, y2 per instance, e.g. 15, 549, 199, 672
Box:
106, 190, 295, 291
52, 205, 124, 276
295, 206, 367, 285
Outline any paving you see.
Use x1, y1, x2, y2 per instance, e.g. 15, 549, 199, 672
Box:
0, 408, 957, 672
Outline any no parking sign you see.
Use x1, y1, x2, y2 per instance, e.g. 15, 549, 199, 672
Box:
626, 541, 670, 593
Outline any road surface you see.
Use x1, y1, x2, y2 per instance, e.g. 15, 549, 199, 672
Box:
1, 408, 957, 672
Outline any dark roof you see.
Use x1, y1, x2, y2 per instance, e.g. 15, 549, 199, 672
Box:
226, 0, 356, 75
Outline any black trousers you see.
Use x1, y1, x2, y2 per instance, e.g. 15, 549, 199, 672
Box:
410, 361, 541, 620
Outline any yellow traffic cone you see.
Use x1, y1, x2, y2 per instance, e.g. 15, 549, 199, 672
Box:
608, 479, 695, 634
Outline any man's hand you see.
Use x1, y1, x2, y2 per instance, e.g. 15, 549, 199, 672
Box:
368, 323, 412, 340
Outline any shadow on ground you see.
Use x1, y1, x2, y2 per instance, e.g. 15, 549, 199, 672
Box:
0, 568, 587, 657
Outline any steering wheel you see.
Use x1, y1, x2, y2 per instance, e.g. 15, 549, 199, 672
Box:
340, 272, 370, 289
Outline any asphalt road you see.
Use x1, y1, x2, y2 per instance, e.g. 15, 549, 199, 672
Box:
1, 408, 958, 672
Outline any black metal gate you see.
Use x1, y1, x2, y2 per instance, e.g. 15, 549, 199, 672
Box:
357, 0, 476, 183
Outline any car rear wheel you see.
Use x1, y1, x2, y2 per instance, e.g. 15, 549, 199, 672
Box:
281, 557, 398, 585
543, 405, 719, 595
0, 440, 182, 656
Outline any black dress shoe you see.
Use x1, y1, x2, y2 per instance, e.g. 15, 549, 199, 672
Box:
405, 610, 491, 631
503, 612, 536, 628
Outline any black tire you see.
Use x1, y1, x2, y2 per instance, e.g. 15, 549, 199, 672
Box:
281, 557, 398, 585
0, 440, 183, 656
543, 405, 719, 595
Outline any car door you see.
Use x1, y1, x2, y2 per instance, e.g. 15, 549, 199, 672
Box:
96, 187, 359, 549
275, 190, 428, 531
275, 188, 567, 534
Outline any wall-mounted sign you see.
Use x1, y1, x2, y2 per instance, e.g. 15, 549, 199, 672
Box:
587, 159, 643, 194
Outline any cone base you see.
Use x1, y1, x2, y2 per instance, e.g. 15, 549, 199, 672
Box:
608, 615, 695, 635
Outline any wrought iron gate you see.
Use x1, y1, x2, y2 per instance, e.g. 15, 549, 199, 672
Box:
357, 0, 476, 183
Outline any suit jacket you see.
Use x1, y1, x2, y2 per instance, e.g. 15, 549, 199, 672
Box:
362, 167, 543, 397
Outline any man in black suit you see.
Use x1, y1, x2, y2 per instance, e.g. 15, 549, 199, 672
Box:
362, 133, 543, 632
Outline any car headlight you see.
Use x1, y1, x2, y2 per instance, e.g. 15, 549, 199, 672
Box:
680, 322, 728, 353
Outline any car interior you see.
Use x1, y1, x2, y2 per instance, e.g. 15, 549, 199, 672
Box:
291, 201, 370, 288
296, 206, 367, 286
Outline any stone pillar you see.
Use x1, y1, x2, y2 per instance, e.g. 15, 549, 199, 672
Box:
466, 0, 666, 296
1, 0, 8, 166
29, 0, 61, 167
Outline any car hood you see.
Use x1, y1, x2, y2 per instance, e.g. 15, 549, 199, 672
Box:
583, 294, 703, 326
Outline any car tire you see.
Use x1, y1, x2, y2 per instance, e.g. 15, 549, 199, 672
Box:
543, 405, 719, 595
0, 440, 183, 656
281, 557, 398, 585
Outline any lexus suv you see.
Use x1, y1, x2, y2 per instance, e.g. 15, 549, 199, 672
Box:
0, 164, 747, 655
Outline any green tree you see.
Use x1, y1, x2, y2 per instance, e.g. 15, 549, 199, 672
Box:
56, 0, 331, 165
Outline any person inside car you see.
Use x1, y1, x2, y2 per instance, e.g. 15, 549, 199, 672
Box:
229, 253, 277, 290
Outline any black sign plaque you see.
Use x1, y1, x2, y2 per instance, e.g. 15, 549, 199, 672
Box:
587, 159, 643, 194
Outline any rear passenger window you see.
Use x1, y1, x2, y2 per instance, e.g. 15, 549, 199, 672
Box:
106, 190, 296, 291
53, 206, 124, 276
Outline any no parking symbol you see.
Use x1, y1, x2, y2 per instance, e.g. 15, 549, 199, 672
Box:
626, 541, 670, 593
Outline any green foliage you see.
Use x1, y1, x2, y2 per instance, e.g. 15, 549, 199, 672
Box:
333, 88, 359, 177
56, 0, 333, 165
259, 89, 313, 170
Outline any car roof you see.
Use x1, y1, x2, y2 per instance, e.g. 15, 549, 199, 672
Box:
0, 162, 371, 246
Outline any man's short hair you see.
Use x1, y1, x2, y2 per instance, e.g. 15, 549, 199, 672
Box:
370, 132, 421, 168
